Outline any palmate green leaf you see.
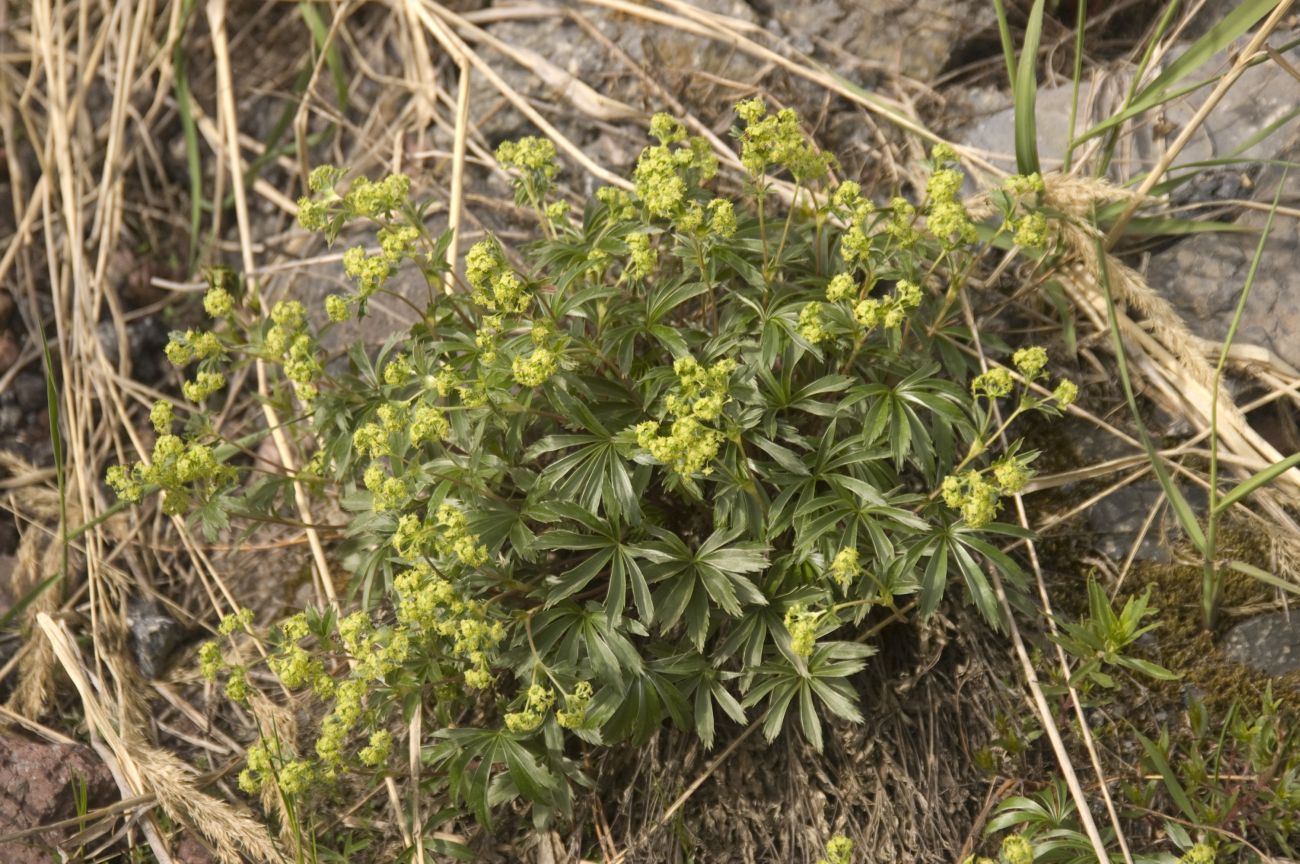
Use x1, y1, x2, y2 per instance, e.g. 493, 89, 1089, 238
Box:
596, 666, 691, 745
436, 728, 558, 828
742, 640, 874, 751
654, 651, 747, 749
642, 527, 770, 648
531, 603, 643, 687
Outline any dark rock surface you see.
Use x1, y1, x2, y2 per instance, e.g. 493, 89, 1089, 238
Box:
1222, 611, 1300, 677
0, 733, 117, 864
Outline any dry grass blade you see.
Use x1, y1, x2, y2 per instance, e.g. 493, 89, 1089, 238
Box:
1105, 0, 1299, 243
410, 0, 630, 189
37, 614, 284, 864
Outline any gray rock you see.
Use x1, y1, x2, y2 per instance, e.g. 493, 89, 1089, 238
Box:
1222, 611, 1300, 677
472, 0, 763, 148
1085, 479, 1176, 563
126, 595, 187, 680
763, 0, 995, 82
958, 38, 1300, 369
958, 41, 1300, 179
1146, 137, 1300, 371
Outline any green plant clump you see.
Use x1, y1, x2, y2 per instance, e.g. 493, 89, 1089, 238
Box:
109, 103, 1073, 839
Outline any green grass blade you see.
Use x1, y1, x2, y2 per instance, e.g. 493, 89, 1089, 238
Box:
1095, 234, 1206, 553
1117, 216, 1255, 237
298, 1, 349, 112
1078, 0, 1284, 147
1063, 0, 1087, 172
991, 0, 1018, 87
1213, 451, 1300, 515
1208, 169, 1286, 522
1013, 0, 1047, 175
36, 317, 68, 582
1095, 0, 1182, 175
1225, 559, 1300, 596
171, 0, 203, 270
0, 573, 62, 631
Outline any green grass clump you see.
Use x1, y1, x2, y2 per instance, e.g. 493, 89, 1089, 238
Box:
107, 102, 1072, 848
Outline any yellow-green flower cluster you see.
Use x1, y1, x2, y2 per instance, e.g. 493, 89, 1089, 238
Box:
886, 197, 920, 248
829, 547, 860, 591
1012, 346, 1048, 379
496, 137, 558, 179
315, 678, 369, 766
150, 400, 174, 434
182, 370, 226, 403
826, 273, 857, 303
342, 245, 394, 298
940, 470, 1002, 529
597, 186, 637, 221
633, 116, 716, 220
1004, 172, 1045, 197
198, 641, 223, 681
545, 201, 569, 224
338, 611, 411, 683
165, 329, 224, 366
1000, 834, 1034, 864
107, 434, 236, 515
204, 285, 235, 318
505, 684, 555, 733
637, 356, 736, 477
708, 199, 737, 237
344, 173, 410, 219
358, 729, 393, 767
434, 502, 489, 567
269, 635, 326, 691
636, 416, 725, 478
831, 180, 862, 211
839, 201, 878, 270
853, 279, 922, 329
326, 294, 351, 322
465, 238, 530, 314
392, 560, 505, 688
223, 665, 249, 702
818, 835, 854, 864
265, 300, 307, 357
427, 365, 460, 398
1012, 212, 1051, 249
943, 456, 1041, 528
363, 463, 408, 511
633, 143, 688, 219
513, 346, 558, 388
297, 169, 408, 236
970, 367, 1014, 399
992, 456, 1032, 494
1053, 379, 1077, 408
784, 604, 820, 658
556, 681, 593, 728
798, 302, 829, 344
649, 112, 686, 144
383, 352, 414, 386
734, 99, 832, 182
1177, 843, 1214, 864
391, 505, 488, 567
410, 400, 450, 445
353, 421, 390, 458
666, 356, 736, 421
239, 737, 280, 794
378, 225, 420, 264
219, 608, 254, 635
627, 232, 657, 279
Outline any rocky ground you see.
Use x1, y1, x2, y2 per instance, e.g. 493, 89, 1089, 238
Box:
2, 0, 1300, 860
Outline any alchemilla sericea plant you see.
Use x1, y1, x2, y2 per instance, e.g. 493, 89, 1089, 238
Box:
109, 102, 1074, 838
